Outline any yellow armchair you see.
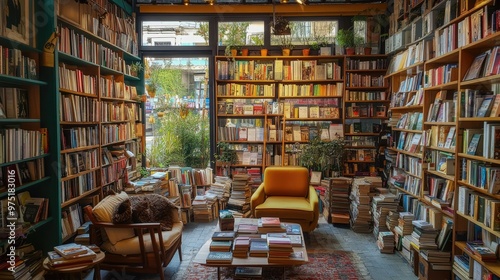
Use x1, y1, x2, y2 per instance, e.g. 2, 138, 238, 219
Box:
250, 166, 319, 232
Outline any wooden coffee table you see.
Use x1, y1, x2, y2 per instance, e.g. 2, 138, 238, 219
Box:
43, 251, 105, 280
193, 218, 308, 280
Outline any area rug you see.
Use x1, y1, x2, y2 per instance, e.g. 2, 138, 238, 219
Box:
181, 250, 370, 280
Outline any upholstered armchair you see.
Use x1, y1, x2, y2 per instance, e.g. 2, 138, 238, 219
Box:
83, 192, 183, 280
250, 166, 319, 232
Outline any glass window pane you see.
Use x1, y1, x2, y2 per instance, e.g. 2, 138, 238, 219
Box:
271, 20, 338, 46
218, 21, 265, 46
142, 21, 210, 46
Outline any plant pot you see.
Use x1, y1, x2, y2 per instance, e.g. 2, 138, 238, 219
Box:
320, 46, 331, 56
230, 49, 238, 56
345, 47, 355, 55
240, 48, 249, 56
363, 47, 372, 55
260, 49, 268, 56
282, 48, 291, 56
302, 48, 310, 56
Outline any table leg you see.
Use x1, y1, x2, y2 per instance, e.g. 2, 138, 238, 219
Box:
282, 266, 285, 280
94, 264, 101, 280
217, 266, 220, 280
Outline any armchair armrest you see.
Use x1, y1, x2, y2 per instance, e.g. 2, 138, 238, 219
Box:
250, 183, 266, 217
308, 186, 319, 222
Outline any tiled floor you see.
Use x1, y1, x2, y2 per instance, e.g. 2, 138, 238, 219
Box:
90, 216, 418, 280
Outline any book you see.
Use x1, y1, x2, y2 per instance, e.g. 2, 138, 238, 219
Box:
260, 217, 281, 227
206, 251, 233, 264
467, 134, 483, 155
212, 231, 236, 241
235, 266, 262, 277
284, 223, 301, 235
52, 243, 91, 259
463, 52, 487, 81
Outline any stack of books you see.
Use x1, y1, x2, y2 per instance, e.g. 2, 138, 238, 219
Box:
47, 243, 97, 268
377, 231, 395, 254
328, 177, 353, 224
258, 217, 284, 233
232, 236, 251, 258
0, 244, 44, 280
249, 238, 269, 257
227, 174, 251, 215
267, 236, 293, 263
209, 240, 232, 252
371, 193, 398, 238
349, 178, 374, 233
234, 266, 263, 279
206, 251, 233, 264
411, 220, 440, 250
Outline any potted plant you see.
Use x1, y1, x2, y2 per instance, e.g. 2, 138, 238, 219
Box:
250, 34, 267, 56
130, 61, 143, 77
336, 28, 356, 55
213, 142, 237, 176
300, 136, 346, 177
278, 35, 293, 56
299, 35, 311, 56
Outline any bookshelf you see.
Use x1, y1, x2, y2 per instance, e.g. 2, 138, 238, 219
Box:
386, 0, 500, 278
343, 54, 389, 176
214, 55, 346, 176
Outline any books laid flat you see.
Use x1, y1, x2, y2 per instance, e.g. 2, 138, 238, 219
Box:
206, 251, 233, 264
47, 246, 96, 268
235, 266, 262, 277
260, 217, 281, 227
212, 231, 236, 241
53, 243, 87, 258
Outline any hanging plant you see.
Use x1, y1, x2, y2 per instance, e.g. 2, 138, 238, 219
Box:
272, 16, 291, 35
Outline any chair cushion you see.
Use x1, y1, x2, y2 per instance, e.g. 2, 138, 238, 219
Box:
263, 167, 309, 197
254, 196, 314, 221
92, 191, 135, 245
101, 221, 183, 255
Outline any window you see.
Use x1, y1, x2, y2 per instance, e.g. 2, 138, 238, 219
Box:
142, 21, 210, 46
271, 20, 338, 46
218, 21, 265, 46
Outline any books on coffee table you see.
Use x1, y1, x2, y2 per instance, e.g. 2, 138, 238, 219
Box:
235, 266, 262, 278
206, 251, 233, 264
212, 231, 236, 241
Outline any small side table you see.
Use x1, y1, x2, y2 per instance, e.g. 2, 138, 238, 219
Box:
43, 251, 105, 280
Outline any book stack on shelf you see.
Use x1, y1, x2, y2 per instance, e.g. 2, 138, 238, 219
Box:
410, 220, 440, 251
47, 243, 98, 269
377, 231, 395, 254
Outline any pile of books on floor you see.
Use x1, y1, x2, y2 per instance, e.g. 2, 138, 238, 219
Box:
393, 211, 414, 251
376, 231, 395, 254
385, 210, 399, 232
329, 177, 353, 224
227, 173, 251, 216
206, 176, 232, 207
349, 178, 374, 233
47, 243, 99, 268
0, 244, 44, 280
207, 231, 235, 264
192, 194, 217, 222
371, 193, 398, 238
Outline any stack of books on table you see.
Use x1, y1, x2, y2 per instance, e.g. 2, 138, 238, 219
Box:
233, 236, 251, 258
208, 231, 235, 261
376, 231, 395, 254
258, 217, 285, 233
47, 243, 97, 268
267, 236, 294, 263
249, 238, 269, 257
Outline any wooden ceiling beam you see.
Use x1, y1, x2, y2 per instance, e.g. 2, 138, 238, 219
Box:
138, 3, 387, 16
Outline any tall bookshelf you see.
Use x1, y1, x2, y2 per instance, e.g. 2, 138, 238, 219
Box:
344, 54, 389, 176
214, 55, 346, 178
386, 0, 500, 278
0, 0, 144, 254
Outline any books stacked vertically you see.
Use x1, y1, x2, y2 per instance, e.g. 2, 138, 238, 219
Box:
47, 243, 97, 268
227, 174, 251, 216
232, 236, 251, 258
385, 210, 399, 232
371, 193, 398, 238
247, 167, 262, 193
209, 240, 233, 252
329, 177, 352, 224
377, 231, 395, 254
411, 220, 439, 250
452, 253, 472, 279
267, 236, 294, 263
349, 177, 375, 233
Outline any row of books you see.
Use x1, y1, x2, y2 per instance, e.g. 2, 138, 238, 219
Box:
345, 73, 385, 88
345, 90, 387, 101
0, 158, 45, 193
0, 46, 38, 79
424, 63, 458, 88
58, 63, 97, 94
216, 59, 342, 81
61, 171, 98, 203
61, 149, 99, 178
101, 101, 141, 122
0, 128, 48, 164
457, 186, 500, 232
463, 46, 500, 81
386, 40, 425, 74
61, 126, 99, 151
101, 122, 137, 145
345, 104, 387, 118
345, 58, 388, 70
99, 77, 139, 100
460, 158, 500, 195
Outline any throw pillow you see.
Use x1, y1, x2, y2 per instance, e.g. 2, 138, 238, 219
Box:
92, 191, 135, 244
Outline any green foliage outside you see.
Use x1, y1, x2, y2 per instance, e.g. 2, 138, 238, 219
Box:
146, 63, 210, 169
